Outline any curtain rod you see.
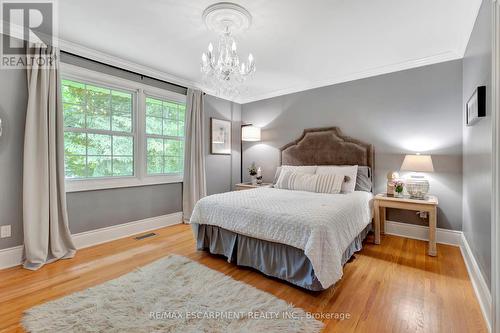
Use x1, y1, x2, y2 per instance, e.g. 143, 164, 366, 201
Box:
60, 50, 188, 91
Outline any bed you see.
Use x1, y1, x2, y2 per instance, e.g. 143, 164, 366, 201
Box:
190, 127, 375, 290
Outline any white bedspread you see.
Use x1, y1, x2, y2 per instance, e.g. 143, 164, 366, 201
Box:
190, 187, 373, 289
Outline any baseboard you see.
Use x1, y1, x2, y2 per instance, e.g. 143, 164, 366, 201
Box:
0, 245, 23, 270
384, 220, 462, 246
460, 234, 492, 332
0, 212, 182, 270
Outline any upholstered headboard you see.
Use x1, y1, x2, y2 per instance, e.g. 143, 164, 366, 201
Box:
280, 127, 374, 177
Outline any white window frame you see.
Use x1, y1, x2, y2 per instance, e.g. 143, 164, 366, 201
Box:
61, 63, 186, 192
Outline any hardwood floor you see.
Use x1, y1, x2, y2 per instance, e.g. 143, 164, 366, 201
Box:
0, 224, 487, 333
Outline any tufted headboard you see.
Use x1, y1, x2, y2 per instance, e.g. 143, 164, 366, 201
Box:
280, 127, 374, 181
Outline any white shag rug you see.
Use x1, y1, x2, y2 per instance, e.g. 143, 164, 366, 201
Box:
22, 255, 324, 333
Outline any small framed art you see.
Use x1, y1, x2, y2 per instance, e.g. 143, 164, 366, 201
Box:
210, 118, 232, 155
466, 86, 486, 126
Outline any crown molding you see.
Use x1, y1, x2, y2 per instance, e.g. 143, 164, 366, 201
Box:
236, 50, 462, 104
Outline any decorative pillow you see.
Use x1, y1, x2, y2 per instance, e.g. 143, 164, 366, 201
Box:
275, 170, 343, 194
355, 166, 372, 192
273, 165, 317, 184
316, 165, 359, 193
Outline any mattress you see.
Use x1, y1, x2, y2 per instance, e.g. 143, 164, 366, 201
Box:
190, 187, 373, 289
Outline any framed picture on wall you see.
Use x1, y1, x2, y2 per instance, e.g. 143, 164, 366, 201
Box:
210, 118, 232, 155
466, 86, 486, 126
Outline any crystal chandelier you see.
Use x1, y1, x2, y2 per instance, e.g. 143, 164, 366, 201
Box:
201, 3, 256, 97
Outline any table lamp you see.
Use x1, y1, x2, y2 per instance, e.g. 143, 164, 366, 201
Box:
400, 153, 434, 199
241, 124, 261, 182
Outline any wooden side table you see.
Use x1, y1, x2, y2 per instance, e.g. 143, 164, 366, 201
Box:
234, 182, 273, 191
373, 194, 439, 256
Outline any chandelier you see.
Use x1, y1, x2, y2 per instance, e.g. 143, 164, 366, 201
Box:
200, 3, 256, 97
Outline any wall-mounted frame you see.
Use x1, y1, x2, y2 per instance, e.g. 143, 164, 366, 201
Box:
466, 85, 486, 126
210, 118, 232, 155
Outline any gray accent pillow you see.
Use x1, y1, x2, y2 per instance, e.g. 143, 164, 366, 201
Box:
355, 166, 372, 192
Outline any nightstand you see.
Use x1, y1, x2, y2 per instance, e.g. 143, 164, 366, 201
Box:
373, 193, 439, 256
234, 182, 273, 191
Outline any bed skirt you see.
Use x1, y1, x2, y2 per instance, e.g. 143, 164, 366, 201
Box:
192, 223, 372, 291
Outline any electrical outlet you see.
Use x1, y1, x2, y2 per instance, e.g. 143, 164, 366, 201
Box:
0, 225, 11, 238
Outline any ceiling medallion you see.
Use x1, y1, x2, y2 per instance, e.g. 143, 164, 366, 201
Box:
200, 2, 256, 97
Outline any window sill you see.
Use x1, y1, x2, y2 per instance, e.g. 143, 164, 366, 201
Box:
65, 175, 183, 193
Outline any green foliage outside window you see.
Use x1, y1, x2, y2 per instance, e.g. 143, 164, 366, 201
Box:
145, 97, 185, 175
62, 78, 186, 180
62, 79, 134, 179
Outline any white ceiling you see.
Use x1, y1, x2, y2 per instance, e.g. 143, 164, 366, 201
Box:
59, 0, 482, 104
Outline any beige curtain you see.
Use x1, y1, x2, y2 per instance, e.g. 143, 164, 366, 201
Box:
23, 45, 76, 270
183, 89, 207, 221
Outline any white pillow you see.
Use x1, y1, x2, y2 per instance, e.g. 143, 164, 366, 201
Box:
273, 165, 317, 184
316, 165, 358, 193
275, 170, 343, 194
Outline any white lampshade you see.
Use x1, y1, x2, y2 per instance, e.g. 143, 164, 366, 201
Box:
241, 125, 261, 141
400, 154, 434, 172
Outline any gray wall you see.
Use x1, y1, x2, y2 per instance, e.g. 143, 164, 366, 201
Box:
462, 0, 492, 290
205, 95, 242, 195
242, 60, 463, 230
0, 66, 28, 249
0, 56, 240, 250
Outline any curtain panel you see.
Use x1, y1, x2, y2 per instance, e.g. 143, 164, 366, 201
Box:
182, 89, 207, 221
23, 45, 76, 270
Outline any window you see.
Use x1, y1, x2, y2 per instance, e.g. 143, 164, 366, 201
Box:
61, 64, 186, 192
145, 97, 185, 175
62, 80, 135, 179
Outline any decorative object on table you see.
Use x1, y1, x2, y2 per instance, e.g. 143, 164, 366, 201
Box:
386, 171, 400, 196
200, 3, 256, 97
466, 86, 486, 126
210, 118, 231, 155
393, 180, 405, 197
248, 163, 258, 185
240, 124, 261, 182
400, 153, 434, 199
256, 167, 263, 184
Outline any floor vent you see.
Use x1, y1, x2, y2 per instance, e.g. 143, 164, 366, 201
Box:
135, 232, 157, 240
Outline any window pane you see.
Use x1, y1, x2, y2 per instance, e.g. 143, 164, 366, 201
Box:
178, 105, 185, 122
87, 108, 111, 131
112, 90, 132, 114
87, 134, 111, 155
87, 156, 112, 177
62, 79, 85, 104
147, 137, 163, 155
112, 113, 132, 132
178, 121, 185, 137
87, 85, 110, 112
164, 102, 177, 120
165, 156, 182, 173
62, 78, 138, 181
113, 157, 133, 176
147, 138, 163, 175
146, 116, 162, 135
147, 156, 163, 174
146, 98, 162, 117
63, 103, 85, 128
164, 139, 181, 156
65, 155, 86, 178
163, 119, 178, 136
64, 132, 86, 155
113, 135, 133, 156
